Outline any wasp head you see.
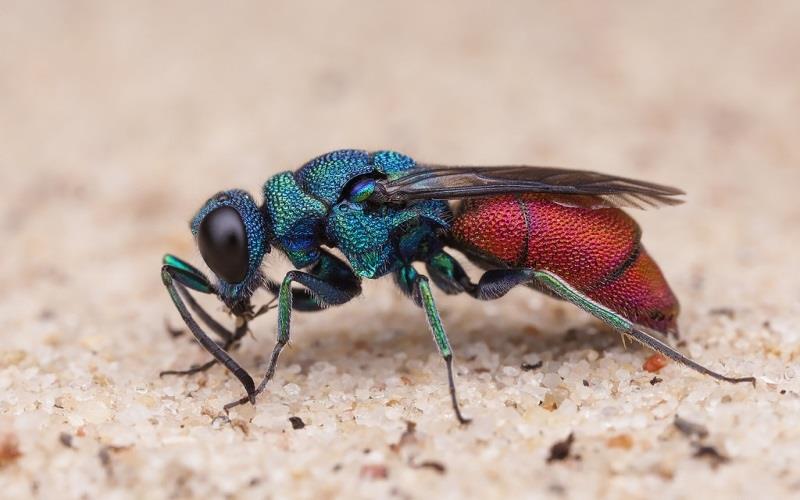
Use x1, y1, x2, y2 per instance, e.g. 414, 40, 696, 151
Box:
191, 189, 270, 302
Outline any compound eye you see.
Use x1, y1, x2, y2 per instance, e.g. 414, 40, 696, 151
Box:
346, 178, 376, 203
197, 206, 249, 283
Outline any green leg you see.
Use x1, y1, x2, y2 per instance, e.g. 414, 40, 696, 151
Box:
427, 251, 753, 386
533, 270, 755, 385
395, 265, 470, 424
413, 270, 471, 424
425, 250, 472, 295
224, 274, 292, 412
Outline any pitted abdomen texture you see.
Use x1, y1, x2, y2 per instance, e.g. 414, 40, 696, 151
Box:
451, 194, 679, 333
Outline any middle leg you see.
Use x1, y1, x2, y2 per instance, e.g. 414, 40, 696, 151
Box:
396, 264, 471, 424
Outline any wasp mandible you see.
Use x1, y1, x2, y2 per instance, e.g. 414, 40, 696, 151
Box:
161, 150, 754, 423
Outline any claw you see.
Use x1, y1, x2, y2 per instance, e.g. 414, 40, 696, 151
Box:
223, 394, 253, 414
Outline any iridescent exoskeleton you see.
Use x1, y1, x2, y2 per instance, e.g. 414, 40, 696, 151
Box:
161, 150, 753, 422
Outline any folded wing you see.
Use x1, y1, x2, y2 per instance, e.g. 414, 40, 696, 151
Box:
373, 165, 684, 209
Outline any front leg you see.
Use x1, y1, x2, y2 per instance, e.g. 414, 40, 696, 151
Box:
160, 254, 282, 378
159, 315, 249, 377
224, 250, 362, 412
396, 265, 471, 424
161, 255, 256, 400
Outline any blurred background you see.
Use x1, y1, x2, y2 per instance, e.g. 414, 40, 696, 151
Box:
2, 1, 798, 301
1, 1, 799, 498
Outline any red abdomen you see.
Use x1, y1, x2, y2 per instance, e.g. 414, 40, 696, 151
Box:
450, 194, 679, 334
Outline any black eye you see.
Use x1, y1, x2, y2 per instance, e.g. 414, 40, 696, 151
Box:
197, 206, 249, 283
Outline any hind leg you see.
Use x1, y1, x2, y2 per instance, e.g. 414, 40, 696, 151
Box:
426, 252, 753, 385
532, 270, 753, 383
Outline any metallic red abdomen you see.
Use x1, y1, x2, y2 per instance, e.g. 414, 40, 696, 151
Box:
450, 194, 679, 334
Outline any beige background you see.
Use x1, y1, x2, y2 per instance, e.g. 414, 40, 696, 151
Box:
2, 1, 800, 498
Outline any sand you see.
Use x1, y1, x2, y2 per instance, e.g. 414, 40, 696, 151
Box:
2, 1, 800, 498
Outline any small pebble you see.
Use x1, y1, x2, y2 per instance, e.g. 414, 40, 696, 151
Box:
643, 354, 668, 373
547, 433, 575, 463
360, 464, 388, 480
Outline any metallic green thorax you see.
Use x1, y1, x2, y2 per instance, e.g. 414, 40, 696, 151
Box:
263, 150, 451, 279
262, 172, 327, 268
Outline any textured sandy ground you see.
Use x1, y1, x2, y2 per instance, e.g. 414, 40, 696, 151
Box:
2, 1, 800, 499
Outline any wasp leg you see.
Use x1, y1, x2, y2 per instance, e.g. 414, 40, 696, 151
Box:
175, 283, 236, 342
162, 288, 279, 377
161, 262, 256, 401
424, 251, 531, 301
160, 254, 250, 376
163, 254, 237, 342
264, 279, 327, 312
396, 265, 471, 424
531, 270, 755, 385
425, 250, 473, 295
224, 250, 362, 412
460, 266, 755, 385
161, 358, 217, 377
159, 316, 249, 377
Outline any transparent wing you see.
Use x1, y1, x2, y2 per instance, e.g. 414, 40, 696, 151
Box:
373, 165, 684, 209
